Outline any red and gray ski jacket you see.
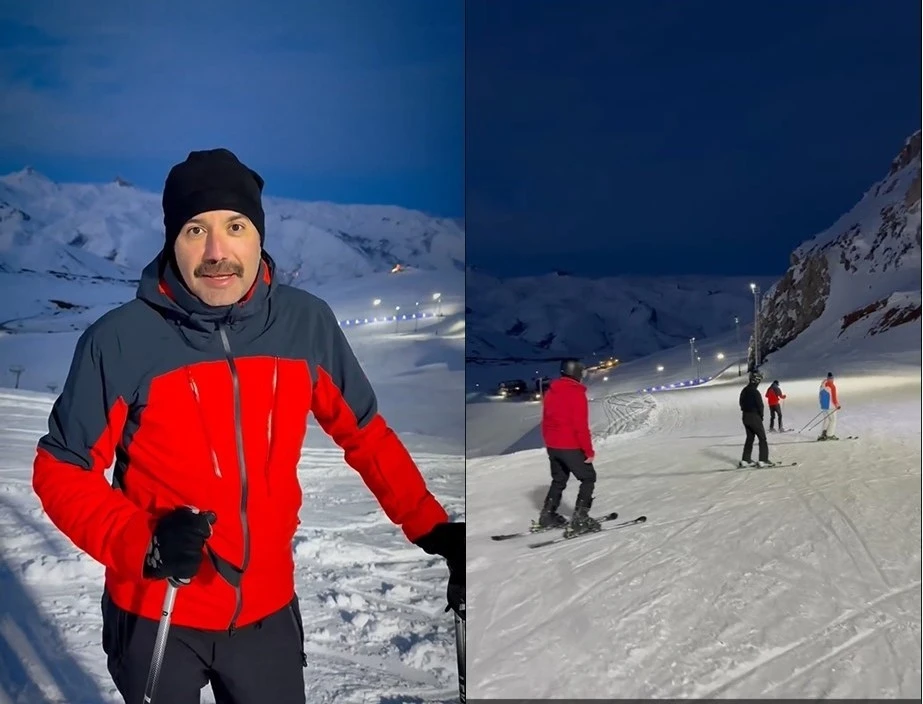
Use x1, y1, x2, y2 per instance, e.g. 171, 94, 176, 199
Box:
540, 376, 594, 458
32, 250, 448, 631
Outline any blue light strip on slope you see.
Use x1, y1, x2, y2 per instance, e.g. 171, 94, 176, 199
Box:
338, 311, 435, 327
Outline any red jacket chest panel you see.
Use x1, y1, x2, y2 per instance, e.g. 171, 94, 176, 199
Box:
123, 357, 312, 558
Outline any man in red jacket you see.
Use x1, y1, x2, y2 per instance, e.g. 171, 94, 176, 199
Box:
536, 358, 600, 535
31, 148, 463, 704
765, 379, 787, 432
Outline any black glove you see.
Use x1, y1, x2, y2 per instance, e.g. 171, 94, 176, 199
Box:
413, 521, 464, 620
143, 507, 215, 582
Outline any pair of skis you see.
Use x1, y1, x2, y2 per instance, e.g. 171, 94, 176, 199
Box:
490, 511, 648, 549
737, 460, 799, 469
733, 434, 860, 470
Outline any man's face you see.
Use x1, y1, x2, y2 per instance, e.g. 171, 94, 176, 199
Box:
173, 210, 262, 307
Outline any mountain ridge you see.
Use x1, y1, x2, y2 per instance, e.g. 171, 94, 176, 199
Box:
756, 130, 921, 364
0, 168, 464, 287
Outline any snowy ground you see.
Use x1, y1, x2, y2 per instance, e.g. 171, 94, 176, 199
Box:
0, 270, 465, 703
466, 327, 922, 699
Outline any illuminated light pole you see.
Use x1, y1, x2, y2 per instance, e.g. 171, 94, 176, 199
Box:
735, 316, 741, 376
750, 283, 761, 368
689, 337, 695, 379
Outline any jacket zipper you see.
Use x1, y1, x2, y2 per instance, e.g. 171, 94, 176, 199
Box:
219, 325, 250, 635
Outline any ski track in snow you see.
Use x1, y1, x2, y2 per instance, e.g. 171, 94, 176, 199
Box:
0, 392, 464, 704
468, 366, 922, 699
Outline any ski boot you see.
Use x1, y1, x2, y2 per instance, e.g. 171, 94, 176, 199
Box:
563, 499, 601, 538
738, 459, 756, 468
532, 496, 568, 532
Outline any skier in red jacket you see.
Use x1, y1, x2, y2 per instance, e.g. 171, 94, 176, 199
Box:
765, 379, 787, 431
537, 359, 600, 535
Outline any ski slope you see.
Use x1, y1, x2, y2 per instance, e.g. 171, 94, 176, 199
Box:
466, 326, 922, 699
0, 269, 465, 703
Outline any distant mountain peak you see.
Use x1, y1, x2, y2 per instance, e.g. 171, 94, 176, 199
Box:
888, 129, 921, 178
1, 166, 52, 185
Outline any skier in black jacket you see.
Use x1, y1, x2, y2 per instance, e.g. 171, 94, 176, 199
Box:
738, 369, 771, 467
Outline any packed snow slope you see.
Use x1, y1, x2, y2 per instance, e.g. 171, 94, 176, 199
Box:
0, 167, 464, 286
757, 130, 921, 365
466, 320, 921, 699
0, 184, 465, 700
466, 269, 776, 363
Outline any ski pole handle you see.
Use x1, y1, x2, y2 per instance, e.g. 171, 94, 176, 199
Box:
165, 510, 216, 588
144, 510, 216, 702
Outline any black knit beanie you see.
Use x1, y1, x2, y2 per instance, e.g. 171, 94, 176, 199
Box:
162, 148, 266, 247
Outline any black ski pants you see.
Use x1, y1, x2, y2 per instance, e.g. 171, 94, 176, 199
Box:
769, 404, 783, 430
545, 447, 596, 509
742, 411, 769, 463
101, 589, 308, 704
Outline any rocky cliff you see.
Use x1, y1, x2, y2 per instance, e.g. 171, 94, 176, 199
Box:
755, 131, 921, 364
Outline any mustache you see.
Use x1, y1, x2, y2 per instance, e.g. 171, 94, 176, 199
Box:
194, 260, 243, 277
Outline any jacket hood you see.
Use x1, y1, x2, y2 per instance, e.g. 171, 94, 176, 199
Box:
136, 247, 279, 348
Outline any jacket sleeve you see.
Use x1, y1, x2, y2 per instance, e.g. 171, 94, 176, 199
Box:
828, 380, 839, 406
309, 302, 449, 542
574, 387, 594, 458
32, 326, 155, 580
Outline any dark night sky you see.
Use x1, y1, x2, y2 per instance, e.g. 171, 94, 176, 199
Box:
466, 0, 922, 278
0, 0, 462, 216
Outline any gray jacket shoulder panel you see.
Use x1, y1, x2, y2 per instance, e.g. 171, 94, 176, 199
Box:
273, 284, 379, 428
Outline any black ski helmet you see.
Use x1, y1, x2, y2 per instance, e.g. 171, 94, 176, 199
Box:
560, 358, 586, 381
749, 369, 763, 385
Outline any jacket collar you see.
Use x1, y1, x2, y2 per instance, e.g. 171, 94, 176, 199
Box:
136, 248, 278, 346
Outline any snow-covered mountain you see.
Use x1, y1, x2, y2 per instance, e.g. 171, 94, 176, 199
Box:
0, 168, 464, 286
466, 270, 777, 363
0, 167, 465, 400
757, 130, 921, 364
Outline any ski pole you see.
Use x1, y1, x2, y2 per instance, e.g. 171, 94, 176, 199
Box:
143, 576, 184, 704
454, 604, 466, 703
804, 408, 838, 435
797, 411, 824, 433
143, 510, 216, 704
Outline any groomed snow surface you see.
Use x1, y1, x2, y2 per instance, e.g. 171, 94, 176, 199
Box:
467, 328, 921, 699
0, 269, 465, 703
